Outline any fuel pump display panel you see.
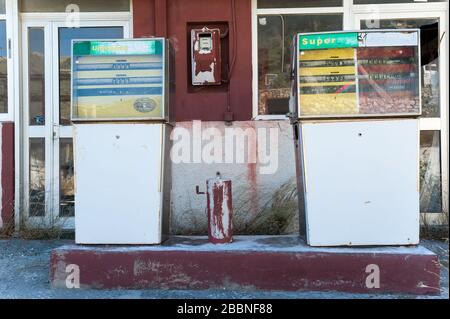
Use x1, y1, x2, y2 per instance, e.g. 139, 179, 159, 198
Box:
299, 48, 358, 116
295, 30, 421, 119
71, 39, 167, 121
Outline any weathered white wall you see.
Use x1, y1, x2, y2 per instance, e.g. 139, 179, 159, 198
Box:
170, 120, 299, 235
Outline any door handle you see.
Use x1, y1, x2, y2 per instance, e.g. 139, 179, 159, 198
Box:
52, 124, 60, 139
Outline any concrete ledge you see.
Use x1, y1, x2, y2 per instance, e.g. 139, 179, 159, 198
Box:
50, 235, 440, 295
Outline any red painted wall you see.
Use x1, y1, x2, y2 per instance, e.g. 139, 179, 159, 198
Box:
133, 0, 156, 37
1, 122, 14, 229
133, 0, 253, 121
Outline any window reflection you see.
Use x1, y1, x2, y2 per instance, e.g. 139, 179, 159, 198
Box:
28, 27, 45, 125
361, 18, 441, 118
355, 0, 445, 4
258, 14, 342, 115
258, 0, 343, 8
420, 131, 442, 213
29, 138, 45, 217
19, 0, 130, 12
58, 27, 123, 125
0, 20, 7, 114
361, 18, 443, 213
60, 139, 74, 217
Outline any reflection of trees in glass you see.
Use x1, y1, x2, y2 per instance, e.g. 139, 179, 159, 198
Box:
59, 57, 72, 125
362, 18, 441, 118
258, 0, 342, 9
60, 139, 75, 217
28, 28, 46, 126
0, 66, 7, 113
0, 20, 6, 113
257, 14, 342, 115
29, 139, 46, 217
58, 26, 123, 124
420, 131, 442, 213
258, 16, 285, 88
422, 58, 440, 117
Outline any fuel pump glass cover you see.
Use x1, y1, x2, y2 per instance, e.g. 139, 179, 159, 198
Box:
71, 38, 168, 121
291, 30, 421, 119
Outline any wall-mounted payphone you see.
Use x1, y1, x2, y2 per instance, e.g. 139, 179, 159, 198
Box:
191, 27, 222, 85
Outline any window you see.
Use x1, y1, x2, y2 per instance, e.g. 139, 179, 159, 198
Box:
29, 138, 45, 217
58, 27, 124, 125
0, 19, 6, 114
0, 0, 13, 121
28, 27, 45, 125
258, 0, 343, 8
254, 0, 448, 215
354, 0, 445, 4
0, 0, 7, 115
256, 8, 343, 116
360, 16, 446, 213
361, 18, 440, 118
19, 0, 130, 12
420, 131, 442, 213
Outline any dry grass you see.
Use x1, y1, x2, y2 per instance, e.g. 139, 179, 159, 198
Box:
241, 177, 298, 235
1, 192, 70, 240
0, 197, 15, 239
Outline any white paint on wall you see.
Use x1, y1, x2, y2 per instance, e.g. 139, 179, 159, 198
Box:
171, 121, 296, 235
170, 120, 280, 175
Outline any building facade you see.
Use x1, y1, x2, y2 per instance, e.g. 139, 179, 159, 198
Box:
0, 0, 448, 235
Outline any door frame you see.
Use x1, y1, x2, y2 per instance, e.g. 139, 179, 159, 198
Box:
21, 19, 53, 229
18, 12, 132, 230
354, 5, 449, 220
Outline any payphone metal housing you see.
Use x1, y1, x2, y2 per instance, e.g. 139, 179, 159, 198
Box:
191, 27, 222, 86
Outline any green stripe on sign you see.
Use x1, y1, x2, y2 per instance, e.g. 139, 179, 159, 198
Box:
73, 40, 163, 56
73, 41, 91, 56
299, 33, 358, 50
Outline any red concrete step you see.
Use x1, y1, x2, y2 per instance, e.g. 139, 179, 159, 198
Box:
50, 235, 440, 295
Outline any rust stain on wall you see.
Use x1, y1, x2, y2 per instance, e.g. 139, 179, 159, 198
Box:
247, 122, 259, 217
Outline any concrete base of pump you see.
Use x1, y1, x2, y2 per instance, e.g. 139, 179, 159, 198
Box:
50, 235, 440, 295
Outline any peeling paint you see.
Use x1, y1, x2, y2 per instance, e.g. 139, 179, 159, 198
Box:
191, 28, 221, 85
49, 237, 441, 294
193, 62, 216, 83
207, 176, 233, 244
134, 259, 163, 276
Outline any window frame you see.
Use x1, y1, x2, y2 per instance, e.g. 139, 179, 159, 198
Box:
14, 2, 133, 231
353, 2, 449, 216
0, 0, 16, 122
251, 0, 352, 120
252, 0, 448, 216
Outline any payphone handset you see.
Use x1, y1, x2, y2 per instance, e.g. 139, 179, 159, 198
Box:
191, 27, 222, 86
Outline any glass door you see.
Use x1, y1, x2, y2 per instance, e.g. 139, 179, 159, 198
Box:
22, 21, 52, 228
22, 19, 126, 229
355, 11, 448, 216
51, 22, 125, 228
